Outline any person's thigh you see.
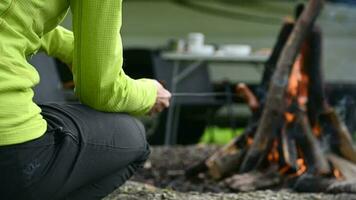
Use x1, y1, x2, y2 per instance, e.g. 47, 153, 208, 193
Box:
1, 103, 150, 200
58, 103, 148, 149
0, 134, 56, 200
43, 103, 150, 199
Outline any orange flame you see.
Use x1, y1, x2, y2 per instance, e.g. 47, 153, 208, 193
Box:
268, 140, 280, 163
247, 137, 254, 146
256, 43, 321, 178
312, 124, 322, 138
285, 112, 295, 123
333, 169, 343, 180
298, 72, 309, 106
287, 56, 302, 99
296, 158, 307, 176
286, 48, 309, 108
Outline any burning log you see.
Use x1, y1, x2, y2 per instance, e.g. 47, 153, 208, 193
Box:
235, 83, 259, 113
239, 0, 324, 173
260, 21, 294, 93
322, 108, 356, 164
295, 109, 330, 175
186, 1, 356, 194
327, 154, 356, 181
305, 26, 325, 126
186, 83, 260, 179
185, 115, 260, 180
186, 3, 310, 180
186, 125, 256, 180
281, 124, 298, 171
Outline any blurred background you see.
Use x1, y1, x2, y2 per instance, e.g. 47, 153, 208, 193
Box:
32, 0, 356, 145
60, 0, 356, 83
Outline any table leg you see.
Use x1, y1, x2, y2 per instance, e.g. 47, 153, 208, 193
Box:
164, 61, 180, 145
171, 104, 181, 144
164, 60, 205, 145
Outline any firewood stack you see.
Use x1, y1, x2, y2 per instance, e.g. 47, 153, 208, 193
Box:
186, 0, 356, 194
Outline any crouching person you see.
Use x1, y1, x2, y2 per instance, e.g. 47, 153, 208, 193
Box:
0, 0, 171, 199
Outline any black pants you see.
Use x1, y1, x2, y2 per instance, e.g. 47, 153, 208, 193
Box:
0, 103, 150, 200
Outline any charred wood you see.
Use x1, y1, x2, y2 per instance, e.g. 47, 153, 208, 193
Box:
235, 83, 259, 113
206, 148, 246, 180
260, 21, 294, 92
225, 168, 282, 192
296, 110, 330, 175
293, 174, 336, 193
322, 108, 356, 164
306, 26, 325, 126
185, 114, 260, 179
239, 0, 324, 173
185, 158, 208, 178
327, 180, 356, 194
281, 124, 298, 170
186, 130, 250, 179
327, 153, 356, 181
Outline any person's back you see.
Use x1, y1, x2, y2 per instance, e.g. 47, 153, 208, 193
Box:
0, 0, 70, 145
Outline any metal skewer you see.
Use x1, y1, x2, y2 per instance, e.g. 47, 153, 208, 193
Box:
171, 92, 239, 97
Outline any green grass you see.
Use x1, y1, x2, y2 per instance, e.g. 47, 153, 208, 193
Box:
199, 126, 244, 145
200, 129, 356, 145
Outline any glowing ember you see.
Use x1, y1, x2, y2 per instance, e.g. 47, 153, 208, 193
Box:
247, 137, 254, 146
296, 158, 307, 176
279, 165, 291, 174
312, 124, 322, 138
287, 55, 302, 99
268, 140, 280, 162
285, 112, 295, 123
333, 169, 343, 180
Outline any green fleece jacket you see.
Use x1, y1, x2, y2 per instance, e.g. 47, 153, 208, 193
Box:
0, 0, 157, 146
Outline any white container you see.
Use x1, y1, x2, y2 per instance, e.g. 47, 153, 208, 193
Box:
187, 32, 205, 52
219, 44, 252, 56
176, 39, 186, 53
188, 45, 215, 55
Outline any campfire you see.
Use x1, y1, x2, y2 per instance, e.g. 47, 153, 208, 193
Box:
186, 0, 356, 193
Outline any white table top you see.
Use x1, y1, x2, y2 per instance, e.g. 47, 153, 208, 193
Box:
161, 52, 269, 64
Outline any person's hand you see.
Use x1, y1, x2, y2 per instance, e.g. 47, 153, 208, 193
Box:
149, 80, 172, 115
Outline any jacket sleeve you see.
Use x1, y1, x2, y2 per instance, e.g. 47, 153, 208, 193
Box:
69, 0, 157, 115
40, 26, 74, 66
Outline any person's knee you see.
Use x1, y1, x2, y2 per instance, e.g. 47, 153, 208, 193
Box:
126, 117, 147, 148
121, 116, 151, 161
131, 117, 151, 161
131, 117, 147, 141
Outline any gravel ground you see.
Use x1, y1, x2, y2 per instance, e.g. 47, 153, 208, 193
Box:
103, 145, 356, 200
104, 181, 356, 200
132, 145, 228, 193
